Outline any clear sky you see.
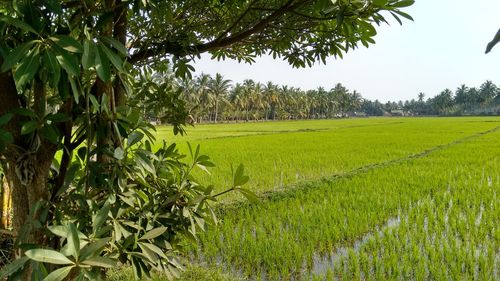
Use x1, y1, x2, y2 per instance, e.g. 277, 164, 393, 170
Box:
192, 0, 500, 103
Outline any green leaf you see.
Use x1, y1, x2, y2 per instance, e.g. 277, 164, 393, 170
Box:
45, 113, 70, 123
138, 243, 159, 263
100, 44, 124, 72
95, 46, 111, 81
42, 265, 73, 281
56, 49, 80, 76
48, 225, 69, 238
68, 76, 80, 102
173, 59, 194, 79
390, 11, 403, 25
79, 238, 111, 261
372, 0, 388, 6
0, 40, 36, 72
0, 15, 38, 34
67, 223, 80, 260
57, 71, 70, 100
127, 131, 144, 147
100, 36, 128, 56
82, 39, 96, 69
25, 249, 74, 265
0, 113, 13, 126
11, 108, 36, 118
42, 50, 61, 88
131, 258, 143, 280
0, 256, 29, 279
114, 147, 124, 160
55, 163, 80, 197
135, 151, 156, 175
50, 35, 83, 53
139, 227, 167, 240
14, 47, 41, 88
139, 242, 168, 259
92, 202, 110, 234
196, 160, 212, 175
39, 125, 59, 143
0, 130, 14, 146
21, 120, 39, 135
233, 164, 249, 187
390, 0, 415, 8
236, 188, 260, 204
81, 256, 116, 268
392, 9, 414, 21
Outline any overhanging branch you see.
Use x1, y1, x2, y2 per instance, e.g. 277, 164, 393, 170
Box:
129, 0, 311, 64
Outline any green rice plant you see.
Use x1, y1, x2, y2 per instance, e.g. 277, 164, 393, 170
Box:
156, 117, 500, 197
100, 117, 497, 280
191, 122, 500, 279
329, 153, 499, 280
107, 264, 244, 281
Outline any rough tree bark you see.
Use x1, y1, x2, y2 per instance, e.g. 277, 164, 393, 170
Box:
0, 58, 29, 238
0, 58, 58, 255
1, 173, 12, 229
113, 0, 128, 109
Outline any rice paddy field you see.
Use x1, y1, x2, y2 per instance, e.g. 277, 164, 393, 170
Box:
141, 117, 499, 280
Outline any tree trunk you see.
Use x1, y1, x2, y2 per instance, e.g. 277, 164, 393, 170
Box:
1, 57, 59, 281
0, 178, 3, 228
2, 157, 51, 270
95, 0, 118, 164
214, 100, 219, 123
95, 79, 115, 164
1, 175, 12, 229
113, 0, 128, 110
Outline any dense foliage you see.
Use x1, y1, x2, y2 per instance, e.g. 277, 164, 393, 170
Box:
138, 70, 364, 122
139, 70, 500, 122
376, 81, 500, 116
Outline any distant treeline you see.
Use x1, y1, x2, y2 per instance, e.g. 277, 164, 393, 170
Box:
134, 69, 500, 123
363, 81, 500, 117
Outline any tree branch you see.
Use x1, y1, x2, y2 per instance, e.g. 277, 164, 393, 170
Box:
290, 10, 335, 21
52, 99, 73, 201
214, 0, 259, 42
129, 0, 311, 64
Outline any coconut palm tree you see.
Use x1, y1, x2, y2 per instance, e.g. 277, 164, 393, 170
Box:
417, 92, 425, 103
431, 89, 454, 114
209, 73, 232, 122
241, 79, 258, 121
194, 73, 212, 122
478, 80, 498, 107
263, 81, 280, 120
331, 83, 350, 117
228, 83, 245, 121
178, 77, 198, 123
250, 82, 265, 120
454, 85, 468, 105
349, 90, 363, 113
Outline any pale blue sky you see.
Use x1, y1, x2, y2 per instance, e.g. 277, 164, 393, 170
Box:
192, 0, 500, 102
